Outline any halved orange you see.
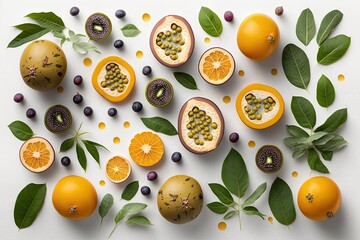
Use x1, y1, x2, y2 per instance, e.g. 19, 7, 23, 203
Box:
19, 137, 55, 173
105, 156, 131, 183
129, 132, 164, 167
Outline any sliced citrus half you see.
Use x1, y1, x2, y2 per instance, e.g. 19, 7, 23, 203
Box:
19, 137, 55, 172
105, 156, 131, 183
129, 131, 164, 167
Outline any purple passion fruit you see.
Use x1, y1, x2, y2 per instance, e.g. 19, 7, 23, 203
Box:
44, 105, 72, 134
85, 13, 112, 41
146, 78, 173, 107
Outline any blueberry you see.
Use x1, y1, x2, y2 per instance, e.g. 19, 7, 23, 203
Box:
61, 156, 71, 166
114, 39, 124, 49
147, 171, 158, 181
141, 186, 151, 195
224, 11, 234, 22
83, 106, 93, 117
115, 9, 126, 19
132, 101, 143, 112
171, 152, 182, 162
229, 132, 239, 143
26, 108, 36, 118
142, 66, 152, 76
70, 7, 80, 16
73, 75, 83, 85
108, 107, 117, 117
13, 93, 24, 103
73, 93, 83, 104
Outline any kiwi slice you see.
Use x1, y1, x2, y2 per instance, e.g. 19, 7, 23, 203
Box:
85, 13, 112, 41
146, 78, 173, 107
44, 105, 72, 134
255, 145, 283, 173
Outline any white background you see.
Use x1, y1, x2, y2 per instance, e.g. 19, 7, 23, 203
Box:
1, 0, 360, 239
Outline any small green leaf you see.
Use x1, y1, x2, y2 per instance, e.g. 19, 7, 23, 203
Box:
315, 135, 347, 152
283, 136, 307, 149
317, 10, 343, 45
26, 12, 65, 32
82, 140, 100, 165
52, 30, 66, 39
282, 44, 311, 89
242, 182, 267, 207
125, 215, 153, 226
208, 183, 234, 205
291, 96, 316, 129
306, 132, 328, 143
316, 74, 335, 107
76, 143, 87, 171
14, 183, 46, 229
8, 25, 50, 48
315, 108, 347, 133
141, 117, 178, 136
121, 24, 141, 37
122, 203, 147, 216
173, 72, 198, 90
73, 41, 100, 54
83, 140, 109, 151
60, 137, 75, 152
296, 8, 316, 46
242, 206, 266, 220
207, 202, 228, 214
98, 193, 114, 227
8, 120, 34, 141
198, 6, 223, 37
320, 151, 333, 161
292, 148, 308, 159
308, 148, 329, 173
121, 181, 139, 201
223, 210, 237, 220
286, 125, 310, 138
317, 35, 351, 65
313, 134, 336, 146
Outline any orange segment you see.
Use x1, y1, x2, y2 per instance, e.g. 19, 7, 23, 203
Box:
106, 156, 131, 183
129, 132, 164, 167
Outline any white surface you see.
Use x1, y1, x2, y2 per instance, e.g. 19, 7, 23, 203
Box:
1, 0, 360, 239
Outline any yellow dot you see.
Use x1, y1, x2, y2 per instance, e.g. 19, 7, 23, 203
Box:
99, 180, 106, 186
113, 137, 120, 144
271, 68, 278, 76
238, 70, 245, 77
218, 221, 227, 231
292, 171, 298, 178
136, 50, 143, 59
57, 86, 64, 93
204, 37, 211, 43
123, 121, 130, 128
83, 57, 92, 67
142, 13, 151, 22
338, 74, 345, 81
268, 216, 273, 224
248, 140, 256, 148
98, 122, 106, 130
223, 96, 231, 104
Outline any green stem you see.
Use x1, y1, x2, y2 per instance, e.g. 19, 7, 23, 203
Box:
237, 209, 242, 230
108, 224, 118, 238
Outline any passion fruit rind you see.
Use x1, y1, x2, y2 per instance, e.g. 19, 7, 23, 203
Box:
256, 145, 283, 173
146, 78, 174, 107
150, 15, 195, 68
178, 97, 224, 154
44, 105, 72, 134
100, 62, 129, 93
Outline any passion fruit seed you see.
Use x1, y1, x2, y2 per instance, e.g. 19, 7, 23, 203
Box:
100, 62, 128, 92
243, 94, 276, 121
156, 23, 184, 61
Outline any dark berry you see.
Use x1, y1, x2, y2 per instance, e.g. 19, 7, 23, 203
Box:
13, 93, 24, 103
26, 108, 36, 118
141, 186, 151, 195
61, 156, 71, 166
115, 9, 126, 19
108, 108, 117, 117
73, 75, 83, 85
73, 93, 83, 104
142, 66, 152, 76
70, 7, 80, 16
132, 101, 143, 112
147, 171, 158, 181
114, 39, 124, 49
171, 152, 182, 162
83, 106, 93, 117
224, 11, 234, 22
275, 6, 284, 16
229, 132, 239, 143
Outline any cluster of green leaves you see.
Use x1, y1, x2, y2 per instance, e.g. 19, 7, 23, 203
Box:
97, 181, 152, 238
207, 148, 266, 229
284, 96, 347, 173
198, 6, 223, 37
141, 116, 178, 136
60, 124, 108, 171
8, 12, 99, 54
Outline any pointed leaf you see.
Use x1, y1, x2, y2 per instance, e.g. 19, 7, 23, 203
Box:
198, 6, 223, 37
83, 140, 109, 151
141, 117, 178, 135
115, 203, 147, 224
208, 183, 234, 205
286, 125, 309, 138
291, 96, 316, 129
315, 135, 347, 152
296, 8, 316, 46
60, 137, 75, 152
98, 193, 114, 226
121, 181, 139, 201
125, 215, 153, 226
283, 136, 308, 149
313, 134, 336, 146
242, 206, 266, 220
316, 74, 335, 107
242, 182, 267, 207
8, 120, 34, 141
207, 202, 228, 214
308, 148, 329, 173
317, 10, 343, 45
76, 143, 87, 171
320, 151, 333, 161
26, 12, 65, 32
82, 140, 100, 165
121, 24, 141, 37
223, 210, 237, 220
306, 132, 328, 143
8, 25, 50, 48
315, 108, 347, 133
317, 35, 351, 65
173, 72, 198, 90
292, 148, 308, 159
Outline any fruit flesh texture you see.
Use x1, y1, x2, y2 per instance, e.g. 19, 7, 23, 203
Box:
256, 145, 283, 173
106, 156, 131, 183
45, 105, 72, 133
86, 13, 112, 41
146, 78, 173, 107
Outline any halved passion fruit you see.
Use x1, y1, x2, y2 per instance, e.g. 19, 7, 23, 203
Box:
146, 78, 174, 107
198, 47, 235, 85
92, 56, 135, 102
236, 83, 284, 129
150, 15, 195, 68
178, 97, 224, 154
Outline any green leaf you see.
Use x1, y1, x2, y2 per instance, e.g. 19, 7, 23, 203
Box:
76, 143, 87, 171
73, 41, 100, 54
14, 183, 46, 229
83, 140, 109, 151
242, 206, 266, 220
221, 148, 249, 198
320, 151, 333, 161
198, 6, 223, 37
283, 136, 307, 149
53, 30, 66, 39
268, 178, 296, 226
306, 132, 328, 143
292, 148, 308, 159
8, 121, 34, 141
26, 12, 65, 32
207, 202, 228, 214
315, 135, 347, 152
317, 35, 351, 65
98, 193, 114, 227
308, 148, 329, 173
121, 181, 139, 201
82, 140, 100, 165
315, 108, 347, 133
125, 215, 153, 226
282, 44, 311, 89
8, 25, 50, 48
313, 134, 336, 146
317, 10, 343, 45
60, 137, 75, 152
121, 24, 141, 37
223, 210, 237, 220
291, 96, 316, 129
208, 183, 234, 205
286, 125, 310, 138
296, 8, 316, 46
316, 75, 335, 107
173, 72, 198, 90
141, 117, 178, 136
242, 182, 267, 207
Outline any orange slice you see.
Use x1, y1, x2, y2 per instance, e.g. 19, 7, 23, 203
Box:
19, 137, 55, 173
105, 156, 131, 183
129, 132, 164, 167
